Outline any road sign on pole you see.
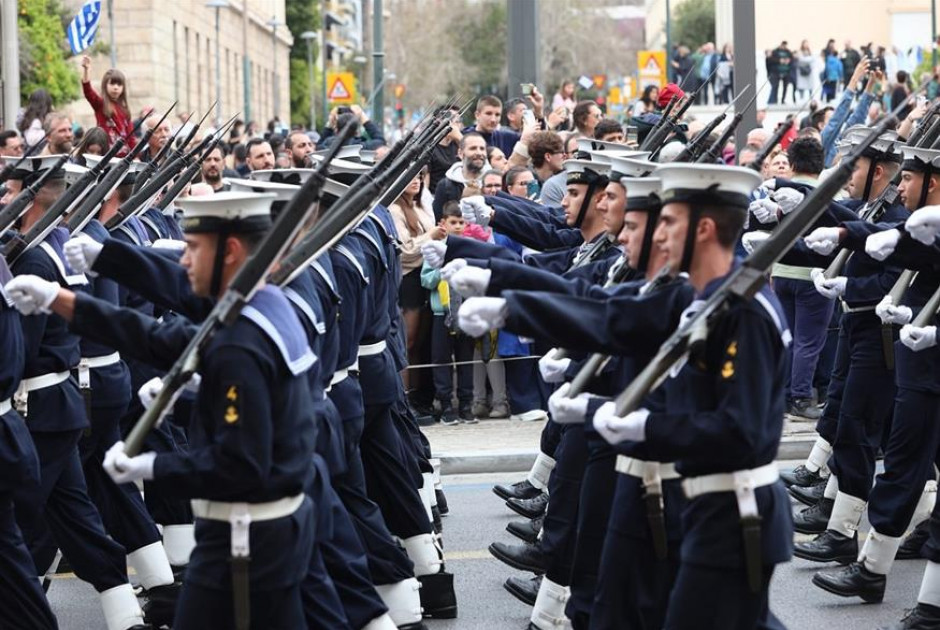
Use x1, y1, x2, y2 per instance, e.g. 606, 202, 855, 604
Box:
327, 71, 356, 104
638, 50, 667, 89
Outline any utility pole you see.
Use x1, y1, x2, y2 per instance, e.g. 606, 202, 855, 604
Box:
732, 0, 757, 160
108, 0, 116, 67
321, 0, 328, 123
207, 0, 228, 126
371, 0, 384, 124
243, 4, 251, 122
268, 16, 282, 123
507, 0, 540, 98
0, 0, 19, 131
301, 31, 318, 127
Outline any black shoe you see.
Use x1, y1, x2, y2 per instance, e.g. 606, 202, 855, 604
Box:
880, 604, 940, 629
140, 582, 182, 628
781, 464, 826, 488
436, 488, 449, 516
506, 493, 549, 519
439, 407, 460, 426
459, 405, 478, 424
789, 478, 827, 506
488, 541, 547, 574
493, 479, 542, 502
170, 565, 187, 583
812, 561, 886, 603
504, 574, 541, 606
793, 498, 834, 535
898, 521, 930, 560
789, 397, 823, 420
793, 530, 858, 564
415, 412, 437, 427
507, 515, 543, 544
417, 571, 458, 619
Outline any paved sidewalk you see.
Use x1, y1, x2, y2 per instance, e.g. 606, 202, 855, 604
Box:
426, 413, 820, 474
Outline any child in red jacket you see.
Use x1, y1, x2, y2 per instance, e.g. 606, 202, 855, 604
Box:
81, 55, 137, 155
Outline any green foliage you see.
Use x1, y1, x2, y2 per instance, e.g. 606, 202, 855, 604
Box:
453, 1, 508, 95
286, 0, 321, 126
18, 0, 81, 105
672, 0, 715, 51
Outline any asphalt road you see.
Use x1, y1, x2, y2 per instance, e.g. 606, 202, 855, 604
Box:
49, 466, 926, 629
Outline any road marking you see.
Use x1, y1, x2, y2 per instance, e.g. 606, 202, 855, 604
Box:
445, 549, 494, 561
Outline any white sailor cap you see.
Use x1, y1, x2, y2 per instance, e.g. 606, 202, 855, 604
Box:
63, 162, 89, 186
177, 191, 276, 234
655, 163, 760, 209
576, 137, 631, 155
563, 159, 609, 185
359, 149, 377, 164
588, 149, 647, 167
251, 168, 351, 198
900, 146, 940, 171
2, 154, 68, 183
313, 144, 362, 162
229, 178, 297, 202
620, 177, 663, 209
840, 128, 901, 162
608, 154, 657, 180
82, 154, 146, 184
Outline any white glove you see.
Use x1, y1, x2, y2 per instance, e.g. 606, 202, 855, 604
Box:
547, 383, 592, 425
420, 240, 447, 269
864, 228, 902, 261
459, 195, 494, 229
905, 207, 940, 245
900, 324, 938, 351
103, 441, 156, 484
803, 227, 843, 256
741, 231, 771, 254
810, 268, 847, 299
749, 197, 780, 224
592, 402, 649, 445
759, 178, 777, 192
457, 297, 507, 337
4, 275, 60, 316
64, 233, 103, 274
772, 187, 805, 214
138, 374, 201, 408
151, 238, 187, 251
440, 258, 468, 282
538, 351, 572, 384
876, 295, 913, 325
448, 265, 491, 297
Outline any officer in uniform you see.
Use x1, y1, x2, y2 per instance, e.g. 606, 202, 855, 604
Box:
8, 192, 319, 628
4, 155, 149, 630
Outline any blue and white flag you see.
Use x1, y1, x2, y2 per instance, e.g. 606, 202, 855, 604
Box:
67, 0, 102, 55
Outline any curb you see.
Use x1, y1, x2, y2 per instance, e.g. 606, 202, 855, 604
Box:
438, 434, 818, 475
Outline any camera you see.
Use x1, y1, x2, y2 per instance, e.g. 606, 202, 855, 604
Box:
870, 57, 886, 73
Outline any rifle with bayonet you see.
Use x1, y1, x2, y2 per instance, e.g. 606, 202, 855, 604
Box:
698, 88, 762, 164
122, 120, 358, 457
270, 105, 460, 287
907, 98, 940, 147
131, 108, 196, 193
611, 112, 900, 418
106, 108, 227, 230
749, 90, 818, 173
641, 70, 714, 157
672, 86, 752, 164
0, 151, 74, 237
64, 103, 177, 236
0, 132, 48, 186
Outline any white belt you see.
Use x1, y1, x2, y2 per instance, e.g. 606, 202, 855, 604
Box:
0, 399, 10, 415
615, 455, 680, 481
76, 352, 121, 389
191, 493, 305, 560
20, 371, 70, 393
682, 462, 779, 500
191, 493, 305, 522
358, 340, 387, 357
326, 360, 359, 393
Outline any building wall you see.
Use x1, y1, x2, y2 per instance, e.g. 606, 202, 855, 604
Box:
62, 0, 291, 130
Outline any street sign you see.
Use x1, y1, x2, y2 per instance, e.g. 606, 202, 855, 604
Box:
592, 74, 606, 90
638, 50, 667, 88
327, 71, 356, 104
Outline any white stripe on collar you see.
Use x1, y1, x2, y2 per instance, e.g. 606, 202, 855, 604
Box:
334, 244, 369, 284
282, 287, 326, 335
38, 242, 87, 286
241, 305, 317, 376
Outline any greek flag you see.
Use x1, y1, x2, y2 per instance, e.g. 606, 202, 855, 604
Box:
67, 0, 102, 55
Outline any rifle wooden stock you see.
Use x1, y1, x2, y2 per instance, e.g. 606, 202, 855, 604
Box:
912, 285, 940, 327
123, 121, 355, 456
612, 115, 898, 416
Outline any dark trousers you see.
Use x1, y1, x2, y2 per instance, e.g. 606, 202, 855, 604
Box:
431, 316, 474, 408
774, 277, 834, 399
868, 387, 940, 536
922, 478, 940, 562
542, 425, 589, 584
505, 357, 548, 415
663, 565, 784, 630
826, 315, 897, 500
14, 429, 128, 591
361, 403, 432, 540
814, 307, 842, 402
329, 377, 414, 586
175, 581, 305, 630
540, 419, 564, 458
79, 403, 162, 554
0, 498, 58, 629
566, 438, 618, 629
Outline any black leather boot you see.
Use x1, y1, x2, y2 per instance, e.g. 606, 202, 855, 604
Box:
488, 540, 547, 574
789, 477, 827, 506
812, 561, 886, 603
506, 493, 549, 519
504, 574, 542, 606
781, 464, 826, 488
793, 530, 858, 564
880, 604, 940, 629
494, 479, 543, 502
507, 515, 543, 544
793, 498, 833, 535
417, 571, 458, 619
898, 521, 930, 560
436, 488, 449, 516
140, 582, 182, 628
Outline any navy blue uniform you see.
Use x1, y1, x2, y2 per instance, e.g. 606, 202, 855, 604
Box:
10, 228, 130, 593
71, 285, 317, 628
